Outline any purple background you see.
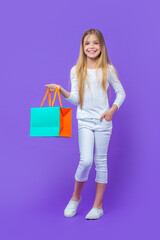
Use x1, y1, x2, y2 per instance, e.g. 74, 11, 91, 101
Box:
0, 0, 159, 239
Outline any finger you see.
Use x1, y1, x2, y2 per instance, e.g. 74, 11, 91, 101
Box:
99, 115, 104, 120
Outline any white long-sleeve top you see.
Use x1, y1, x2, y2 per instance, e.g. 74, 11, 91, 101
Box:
65, 64, 126, 119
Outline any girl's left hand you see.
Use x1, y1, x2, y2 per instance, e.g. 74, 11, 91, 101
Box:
45, 83, 61, 92
99, 108, 114, 121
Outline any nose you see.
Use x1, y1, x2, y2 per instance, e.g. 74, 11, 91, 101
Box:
90, 43, 94, 47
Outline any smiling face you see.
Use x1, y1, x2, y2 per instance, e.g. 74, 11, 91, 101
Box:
83, 34, 101, 59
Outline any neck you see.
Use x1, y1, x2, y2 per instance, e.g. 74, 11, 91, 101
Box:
86, 57, 99, 69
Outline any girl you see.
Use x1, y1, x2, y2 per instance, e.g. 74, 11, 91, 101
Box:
45, 29, 126, 220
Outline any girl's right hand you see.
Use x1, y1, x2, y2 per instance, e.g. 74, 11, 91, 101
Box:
45, 84, 61, 92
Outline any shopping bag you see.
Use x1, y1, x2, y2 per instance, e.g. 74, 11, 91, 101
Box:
30, 87, 72, 137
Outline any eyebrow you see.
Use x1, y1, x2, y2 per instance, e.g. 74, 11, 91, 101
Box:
85, 40, 99, 42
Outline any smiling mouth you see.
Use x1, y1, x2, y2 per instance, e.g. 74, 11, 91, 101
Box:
88, 50, 97, 54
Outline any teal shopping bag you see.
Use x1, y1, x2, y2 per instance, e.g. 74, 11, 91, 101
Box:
30, 88, 72, 137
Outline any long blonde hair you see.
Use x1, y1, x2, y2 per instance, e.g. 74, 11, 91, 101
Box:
73, 29, 120, 109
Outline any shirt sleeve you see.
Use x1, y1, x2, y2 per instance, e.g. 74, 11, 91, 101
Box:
65, 66, 79, 105
108, 65, 126, 110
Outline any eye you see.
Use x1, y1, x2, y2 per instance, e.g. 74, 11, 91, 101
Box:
84, 42, 99, 45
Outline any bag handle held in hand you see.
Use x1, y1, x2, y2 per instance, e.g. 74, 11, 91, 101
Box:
40, 87, 62, 107
52, 87, 62, 107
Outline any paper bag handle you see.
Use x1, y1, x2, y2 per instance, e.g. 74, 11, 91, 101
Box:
52, 87, 62, 107
40, 87, 62, 107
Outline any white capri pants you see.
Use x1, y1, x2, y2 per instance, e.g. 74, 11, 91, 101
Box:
75, 118, 113, 184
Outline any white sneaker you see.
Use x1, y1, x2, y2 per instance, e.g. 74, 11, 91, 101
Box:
64, 196, 82, 217
85, 207, 104, 220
